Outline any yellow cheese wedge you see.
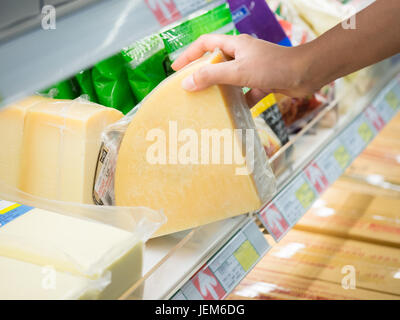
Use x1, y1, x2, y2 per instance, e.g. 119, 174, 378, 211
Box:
0, 205, 143, 300
19, 99, 123, 204
0, 255, 106, 300
0, 96, 49, 188
115, 51, 275, 236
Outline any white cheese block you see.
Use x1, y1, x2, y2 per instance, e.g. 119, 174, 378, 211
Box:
19, 99, 123, 204
0, 205, 143, 300
0, 255, 107, 300
0, 96, 49, 187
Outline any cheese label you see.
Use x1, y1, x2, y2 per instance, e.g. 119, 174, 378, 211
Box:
0, 200, 33, 228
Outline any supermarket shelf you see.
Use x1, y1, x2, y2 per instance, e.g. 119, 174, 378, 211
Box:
118, 61, 400, 300
0, 0, 216, 107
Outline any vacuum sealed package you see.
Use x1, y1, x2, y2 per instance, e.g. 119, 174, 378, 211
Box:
94, 50, 276, 237
122, 34, 170, 102
40, 78, 80, 99
75, 69, 98, 103
266, 0, 316, 46
160, 1, 238, 62
92, 53, 137, 114
0, 96, 166, 299
228, 0, 291, 46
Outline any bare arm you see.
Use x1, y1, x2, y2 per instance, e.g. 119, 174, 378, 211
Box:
172, 0, 400, 106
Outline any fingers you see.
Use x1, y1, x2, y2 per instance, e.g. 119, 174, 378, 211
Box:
182, 61, 245, 91
172, 34, 237, 71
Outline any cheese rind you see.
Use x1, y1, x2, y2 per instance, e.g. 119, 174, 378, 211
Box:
19, 99, 123, 204
115, 51, 275, 236
0, 96, 49, 187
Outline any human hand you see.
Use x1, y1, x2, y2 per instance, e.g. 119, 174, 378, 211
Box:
171, 34, 315, 107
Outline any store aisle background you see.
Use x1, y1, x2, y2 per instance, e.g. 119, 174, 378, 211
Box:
227, 112, 400, 300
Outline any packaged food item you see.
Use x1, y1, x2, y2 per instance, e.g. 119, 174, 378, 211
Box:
75, 69, 98, 103
160, 1, 238, 62
40, 78, 80, 99
0, 255, 109, 300
266, 0, 316, 46
228, 0, 291, 46
261, 229, 400, 296
228, 269, 399, 300
255, 95, 289, 146
92, 53, 137, 114
254, 117, 281, 158
286, 0, 353, 36
94, 50, 276, 237
0, 96, 50, 188
122, 34, 170, 102
296, 183, 400, 248
1, 97, 123, 204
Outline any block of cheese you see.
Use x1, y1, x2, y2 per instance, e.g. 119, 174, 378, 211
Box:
19, 99, 123, 204
228, 270, 399, 300
115, 51, 275, 237
0, 201, 143, 300
0, 96, 49, 188
0, 255, 107, 300
261, 229, 400, 296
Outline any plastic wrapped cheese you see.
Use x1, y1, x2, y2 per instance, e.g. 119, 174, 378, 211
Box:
16, 98, 123, 204
95, 50, 276, 237
0, 255, 109, 300
0, 96, 49, 188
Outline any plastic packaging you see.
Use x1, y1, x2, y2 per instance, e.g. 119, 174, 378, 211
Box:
92, 53, 137, 114
94, 50, 276, 237
228, 0, 291, 46
40, 78, 80, 99
122, 34, 170, 102
160, 1, 237, 62
75, 69, 98, 103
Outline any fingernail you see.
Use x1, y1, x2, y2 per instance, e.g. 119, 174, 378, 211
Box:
182, 75, 196, 91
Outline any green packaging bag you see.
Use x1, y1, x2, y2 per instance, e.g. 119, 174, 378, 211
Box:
160, 2, 238, 62
92, 53, 136, 114
40, 78, 80, 99
122, 35, 170, 103
75, 69, 98, 103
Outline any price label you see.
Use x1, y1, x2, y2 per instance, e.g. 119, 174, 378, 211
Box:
364, 105, 386, 132
145, 0, 182, 26
233, 240, 260, 272
258, 203, 290, 241
295, 182, 317, 209
333, 145, 352, 169
358, 121, 374, 143
304, 162, 329, 194
385, 90, 400, 110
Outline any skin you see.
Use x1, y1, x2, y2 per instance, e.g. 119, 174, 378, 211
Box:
171, 0, 400, 107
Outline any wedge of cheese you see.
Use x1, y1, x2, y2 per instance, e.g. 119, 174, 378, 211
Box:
0, 255, 106, 300
0, 96, 49, 188
115, 51, 275, 236
19, 99, 123, 204
0, 202, 143, 300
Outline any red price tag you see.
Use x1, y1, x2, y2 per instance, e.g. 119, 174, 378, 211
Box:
260, 204, 290, 241
145, 0, 182, 26
364, 105, 385, 131
304, 162, 329, 194
192, 267, 226, 300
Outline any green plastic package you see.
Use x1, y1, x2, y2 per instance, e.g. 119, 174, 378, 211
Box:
122, 34, 170, 103
92, 53, 136, 114
40, 78, 80, 99
75, 69, 98, 103
160, 2, 238, 62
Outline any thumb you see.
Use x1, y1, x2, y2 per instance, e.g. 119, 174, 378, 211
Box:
181, 61, 244, 91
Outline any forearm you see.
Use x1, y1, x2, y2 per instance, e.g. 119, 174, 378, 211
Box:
299, 0, 400, 93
